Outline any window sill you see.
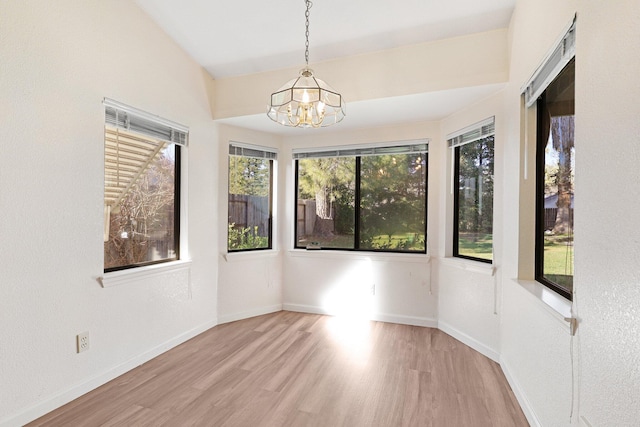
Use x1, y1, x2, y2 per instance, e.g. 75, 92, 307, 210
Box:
99, 259, 192, 288
223, 250, 280, 262
288, 249, 430, 264
439, 257, 495, 276
516, 279, 572, 321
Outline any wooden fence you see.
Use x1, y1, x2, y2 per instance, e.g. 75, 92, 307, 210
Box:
297, 199, 317, 238
228, 194, 269, 234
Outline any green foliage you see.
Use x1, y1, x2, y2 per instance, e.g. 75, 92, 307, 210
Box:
229, 156, 270, 196
361, 233, 425, 251
228, 223, 268, 250
297, 158, 355, 200
360, 154, 426, 249
457, 137, 494, 236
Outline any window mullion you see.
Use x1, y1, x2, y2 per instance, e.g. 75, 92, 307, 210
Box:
354, 157, 362, 250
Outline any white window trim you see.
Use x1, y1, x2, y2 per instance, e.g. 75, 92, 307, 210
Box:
102, 99, 189, 280
227, 140, 278, 254
99, 259, 192, 288
439, 256, 495, 275
223, 249, 280, 262
289, 249, 430, 264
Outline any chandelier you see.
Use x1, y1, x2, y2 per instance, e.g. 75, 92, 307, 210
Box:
267, 0, 345, 128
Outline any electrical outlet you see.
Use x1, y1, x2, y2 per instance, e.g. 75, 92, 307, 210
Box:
77, 331, 90, 353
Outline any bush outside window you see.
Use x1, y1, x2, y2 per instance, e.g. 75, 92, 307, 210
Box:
295, 143, 427, 253
227, 143, 275, 252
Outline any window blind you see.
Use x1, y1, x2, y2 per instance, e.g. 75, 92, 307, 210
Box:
103, 98, 188, 146
522, 16, 576, 108
229, 141, 278, 159
447, 117, 495, 148
293, 140, 429, 159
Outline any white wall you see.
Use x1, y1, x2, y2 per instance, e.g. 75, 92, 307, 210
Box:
498, 1, 578, 425
576, 1, 640, 425
0, 1, 219, 425
281, 123, 440, 326
216, 124, 284, 323
213, 30, 509, 119
436, 91, 506, 362
3, 0, 640, 426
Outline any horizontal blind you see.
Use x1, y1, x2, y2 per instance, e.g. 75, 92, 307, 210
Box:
103, 98, 188, 146
522, 16, 576, 107
447, 117, 495, 148
293, 140, 428, 159
229, 141, 278, 159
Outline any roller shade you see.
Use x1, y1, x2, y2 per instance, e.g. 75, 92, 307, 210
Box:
522, 16, 576, 108
293, 140, 428, 159
447, 117, 495, 148
229, 141, 278, 159
104, 98, 188, 146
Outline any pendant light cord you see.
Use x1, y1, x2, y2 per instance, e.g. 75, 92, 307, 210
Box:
304, 0, 312, 66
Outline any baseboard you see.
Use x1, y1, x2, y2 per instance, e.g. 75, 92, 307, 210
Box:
1, 318, 218, 427
500, 357, 542, 427
436, 320, 500, 363
282, 303, 438, 328
217, 304, 283, 325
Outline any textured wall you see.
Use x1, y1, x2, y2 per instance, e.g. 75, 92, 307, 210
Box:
281, 123, 440, 326
498, 0, 578, 425
0, 1, 218, 424
216, 124, 284, 323
576, 1, 640, 425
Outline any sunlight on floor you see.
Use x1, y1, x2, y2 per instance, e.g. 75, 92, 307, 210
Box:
321, 258, 375, 366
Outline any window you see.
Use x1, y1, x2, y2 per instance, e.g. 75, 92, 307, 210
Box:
449, 118, 495, 263
294, 142, 428, 253
535, 58, 575, 300
103, 100, 186, 272
228, 142, 276, 252
522, 17, 576, 300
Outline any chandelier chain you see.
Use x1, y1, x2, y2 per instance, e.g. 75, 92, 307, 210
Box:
304, 0, 312, 65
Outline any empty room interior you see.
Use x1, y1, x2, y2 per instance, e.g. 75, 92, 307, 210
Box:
1, 0, 639, 426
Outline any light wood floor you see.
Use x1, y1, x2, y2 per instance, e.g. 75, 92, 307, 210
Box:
29, 311, 528, 426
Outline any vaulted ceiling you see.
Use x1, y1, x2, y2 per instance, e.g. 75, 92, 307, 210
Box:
135, 0, 516, 134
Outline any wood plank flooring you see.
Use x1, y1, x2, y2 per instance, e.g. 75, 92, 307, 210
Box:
29, 311, 528, 426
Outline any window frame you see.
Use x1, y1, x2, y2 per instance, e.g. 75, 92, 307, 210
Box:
227, 142, 276, 253
293, 142, 428, 254
103, 99, 187, 273
451, 130, 495, 264
521, 17, 576, 301
534, 62, 575, 301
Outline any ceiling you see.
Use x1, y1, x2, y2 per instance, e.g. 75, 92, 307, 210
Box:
134, 0, 515, 134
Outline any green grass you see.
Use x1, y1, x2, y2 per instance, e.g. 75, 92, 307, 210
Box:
458, 234, 493, 261
299, 232, 425, 251
543, 237, 574, 292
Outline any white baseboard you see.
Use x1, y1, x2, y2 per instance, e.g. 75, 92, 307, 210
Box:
1, 319, 218, 427
500, 357, 541, 427
436, 320, 500, 363
282, 303, 438, 328
217, 304, 283, 325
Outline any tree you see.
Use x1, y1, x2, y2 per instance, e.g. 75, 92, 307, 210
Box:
298, 158, 355, 236
457, 137, 494, 239
228, 156, 270, 197
550, 115, 574, 235
360, 154, 426, 247
105, 144, 176, 269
